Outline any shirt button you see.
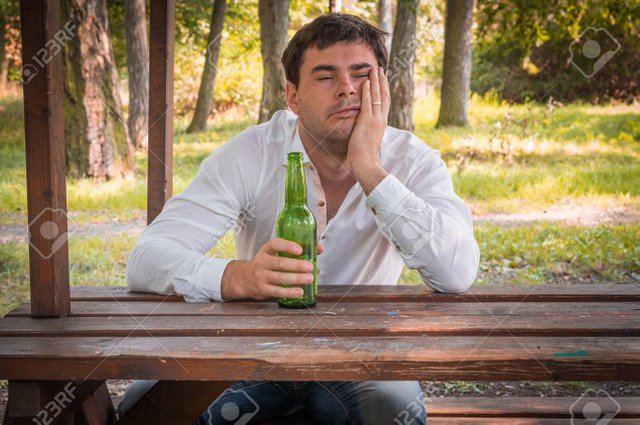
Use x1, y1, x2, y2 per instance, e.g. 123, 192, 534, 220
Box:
372, 208, 377, 215
318, 200, 325, 207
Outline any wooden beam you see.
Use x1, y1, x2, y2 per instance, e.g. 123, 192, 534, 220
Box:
77, 382, 116, 425
147, 0, 175, 224
117, 381, 233, 425
19, 0, 70, 317
5, 381, 107, 425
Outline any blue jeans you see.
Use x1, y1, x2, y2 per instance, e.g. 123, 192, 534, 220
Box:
118, 380, 427, 425
193, 380, 427, 425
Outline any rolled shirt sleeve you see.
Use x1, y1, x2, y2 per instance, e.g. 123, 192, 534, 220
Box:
365, 151, 479, 293
126, 127, 263, 302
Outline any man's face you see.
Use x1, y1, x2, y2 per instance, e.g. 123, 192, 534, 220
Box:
286, 41, 379, 156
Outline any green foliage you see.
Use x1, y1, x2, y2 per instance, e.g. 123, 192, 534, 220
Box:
473, 0, 640, 103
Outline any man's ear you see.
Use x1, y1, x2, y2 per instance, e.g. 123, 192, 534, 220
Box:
285, 80, 299, 114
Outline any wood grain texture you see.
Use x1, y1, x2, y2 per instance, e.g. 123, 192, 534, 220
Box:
8, 300, 639, 318
68, 284, 640, 303
147, 0, 175, 224
0, 336, 638, 381
1, 312, 638, 337
425, 396, 640, 417
19, 0, 70, 318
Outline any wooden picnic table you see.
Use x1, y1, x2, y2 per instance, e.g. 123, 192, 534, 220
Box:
13, 2, 640, 424
1, 283, 639, 424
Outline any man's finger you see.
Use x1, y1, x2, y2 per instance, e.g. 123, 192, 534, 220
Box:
266, 270, 314, 286
318, 243, 325, 255
266, 256, 314, 273
380, 66, 390, 118
370, 66, 381, 113
263, 238, 303, 256
360, 79, 372, 116
264, 283, 305, 300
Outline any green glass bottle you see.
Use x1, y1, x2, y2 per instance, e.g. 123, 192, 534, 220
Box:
276, 152, 318, 308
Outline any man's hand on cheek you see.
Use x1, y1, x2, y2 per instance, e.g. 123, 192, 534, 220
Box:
347, 66, 390, 193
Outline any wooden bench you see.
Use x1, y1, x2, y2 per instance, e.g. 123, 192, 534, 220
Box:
2, 284, 639, 424
260, 397, 640, 424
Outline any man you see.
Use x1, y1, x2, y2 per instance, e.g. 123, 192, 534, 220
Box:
124, 13, 479, 425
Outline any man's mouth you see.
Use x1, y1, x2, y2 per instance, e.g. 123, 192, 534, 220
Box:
331, 105, 360, 118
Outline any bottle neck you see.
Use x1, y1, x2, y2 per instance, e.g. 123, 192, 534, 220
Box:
285, 154, 307, 206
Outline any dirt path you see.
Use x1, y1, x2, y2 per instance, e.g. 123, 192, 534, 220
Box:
2, 200, 638, 244
474, 199, 640, 227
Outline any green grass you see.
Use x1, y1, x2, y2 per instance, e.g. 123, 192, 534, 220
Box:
400, 223, 640, 287
1, 93, 638, 214
1, 92, 639, 316
1, 222, 638, 316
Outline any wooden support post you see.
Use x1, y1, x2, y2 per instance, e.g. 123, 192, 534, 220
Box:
147, 0, 175, 224
5, 381, 112, 425
19, 0, 70, 317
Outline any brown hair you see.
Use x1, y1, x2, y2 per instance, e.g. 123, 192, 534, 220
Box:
281, 13, 389, 87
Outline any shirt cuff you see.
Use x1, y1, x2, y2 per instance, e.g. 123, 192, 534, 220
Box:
172, 257, 233, 302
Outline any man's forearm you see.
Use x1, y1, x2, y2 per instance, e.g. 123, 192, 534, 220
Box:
352, 162, 389, 196
220, 259, 252, 300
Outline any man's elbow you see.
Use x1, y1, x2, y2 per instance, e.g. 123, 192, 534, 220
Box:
443, 266, 477, 294
421, 242, 480, 294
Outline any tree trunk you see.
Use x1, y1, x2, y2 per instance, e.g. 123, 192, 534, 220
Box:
329, 0, 341, 13
63, 0, 134, 180
378, 0, 393, 54
436, 0, 473, 128
388, 0, 418, 131
0, 12, 8, 91
186, 0, 226, 134
125, 0, 149, 148
257, 0, 289, 124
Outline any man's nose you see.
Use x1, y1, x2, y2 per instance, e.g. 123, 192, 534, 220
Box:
336, 75, 358, 99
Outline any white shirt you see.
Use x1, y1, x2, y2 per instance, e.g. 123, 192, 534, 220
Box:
126, 110, 479, 302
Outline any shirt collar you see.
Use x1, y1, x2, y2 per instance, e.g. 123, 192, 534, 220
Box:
282, 119, 312, 166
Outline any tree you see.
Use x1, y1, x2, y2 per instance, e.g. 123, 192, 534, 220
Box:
329, 0, 341, 13
378, 0, 393, 54
257, 0, 289, 124
0, 0, 15, 91
0, 12, 6, 91
388, 0, 418, 131
63, 0, 134, 179
436, 0, 473, 128
187, 0, 227, 134
125, 0, 149, 148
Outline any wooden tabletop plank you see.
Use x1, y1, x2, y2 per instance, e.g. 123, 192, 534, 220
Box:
0, 336, 638, 381
69, 284, 640, 303
0, 314, 638, 337
7, 300, 639, 317
426, 396, 640, 417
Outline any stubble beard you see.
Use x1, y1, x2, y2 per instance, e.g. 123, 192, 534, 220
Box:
297, 103, 355, 157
